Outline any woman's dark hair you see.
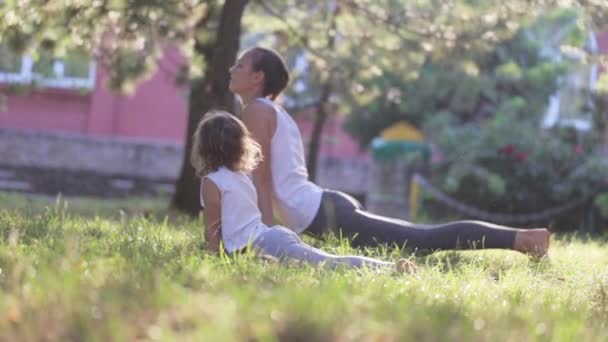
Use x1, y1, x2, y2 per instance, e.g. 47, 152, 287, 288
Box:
247, 47, 290, 100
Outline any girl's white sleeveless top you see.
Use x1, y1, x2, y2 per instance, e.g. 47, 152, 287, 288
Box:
200, 167, 268, 253
256, 98, 323, 233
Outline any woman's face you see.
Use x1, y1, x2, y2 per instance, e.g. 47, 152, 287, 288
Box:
229, 51, 261, 95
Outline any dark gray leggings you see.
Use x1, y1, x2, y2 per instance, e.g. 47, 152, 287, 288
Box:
305, 190, 517, 251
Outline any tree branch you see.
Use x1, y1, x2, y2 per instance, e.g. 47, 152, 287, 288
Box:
254, 0, 332, 62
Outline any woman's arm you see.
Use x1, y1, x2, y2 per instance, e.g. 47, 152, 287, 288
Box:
243, 101, 277, 227
202, 177, 222, 254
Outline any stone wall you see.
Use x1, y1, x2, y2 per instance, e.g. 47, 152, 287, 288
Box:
0, 128, 422, 220
0, 128, 375, 199
0, 128, 182, 197
365, 159, 411, 220
315, 157, 371, 197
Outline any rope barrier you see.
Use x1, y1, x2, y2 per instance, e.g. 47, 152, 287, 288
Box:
411, 173, 595, 224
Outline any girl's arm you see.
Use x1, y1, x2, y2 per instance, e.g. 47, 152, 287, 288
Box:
202, 177, 222, 254
243, 101, 277, 227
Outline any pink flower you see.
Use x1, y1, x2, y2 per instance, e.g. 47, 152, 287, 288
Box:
500, 144, 515, 156
575, 144, 584, 154
514, 151, 528, 162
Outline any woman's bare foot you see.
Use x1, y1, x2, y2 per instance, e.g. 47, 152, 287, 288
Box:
395, 258, 418, 274
513, 228, 550, 258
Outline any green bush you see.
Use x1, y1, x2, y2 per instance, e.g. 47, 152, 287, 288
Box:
424, 112, 608, 232
345, 10, 608, 232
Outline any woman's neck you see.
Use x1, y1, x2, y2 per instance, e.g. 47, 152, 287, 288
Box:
239, 92, 267, 109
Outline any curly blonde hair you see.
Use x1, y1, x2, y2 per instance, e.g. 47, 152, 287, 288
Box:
190, 110, 262, 177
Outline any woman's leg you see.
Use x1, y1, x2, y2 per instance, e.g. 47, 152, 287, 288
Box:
253, 226, 394, 269
309, 190, 548, 254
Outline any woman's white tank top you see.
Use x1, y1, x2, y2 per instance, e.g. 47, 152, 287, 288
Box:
256, 98, 323, 233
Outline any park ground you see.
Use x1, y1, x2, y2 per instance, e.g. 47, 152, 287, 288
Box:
0, 192, 607, 341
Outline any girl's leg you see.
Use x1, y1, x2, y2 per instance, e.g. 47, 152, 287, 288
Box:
308, 190, 548, 254
253, 226, 393, 269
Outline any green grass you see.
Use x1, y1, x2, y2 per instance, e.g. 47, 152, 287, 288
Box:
0, 192, 174, 218
1, 193, 607, 341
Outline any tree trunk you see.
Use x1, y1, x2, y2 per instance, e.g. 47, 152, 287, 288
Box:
306, 79, 333, 182
171, 0, 249, 215
306, 3, 339, 182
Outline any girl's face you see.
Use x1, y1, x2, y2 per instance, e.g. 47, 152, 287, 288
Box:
229, 51, 263, 95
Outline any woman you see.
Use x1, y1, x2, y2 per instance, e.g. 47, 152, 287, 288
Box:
228, 46, 549, 256
193, 110, 416, 273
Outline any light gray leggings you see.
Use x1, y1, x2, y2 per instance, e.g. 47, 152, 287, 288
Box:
252, 226, 393, 269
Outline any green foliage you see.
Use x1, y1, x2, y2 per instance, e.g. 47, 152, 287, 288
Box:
0, 0, 209, 93
1, 195, 608, 340
3, 0, 607, 98
0, 44, 21, 72
345, 20, 568, 146
31, 49, 55, 77
425, 110, 608, 231
342, 10, 608, 232
248, 1, 608, 120
63, 49, 91, 78
595, 194, 608, 225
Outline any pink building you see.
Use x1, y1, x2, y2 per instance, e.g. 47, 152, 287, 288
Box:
599, 31, 608, 68
0, 48, 188, 144
294, 106, 370, 160
0, 45, 371, 197
2, 30, 607, 163
0, 47, 370, 163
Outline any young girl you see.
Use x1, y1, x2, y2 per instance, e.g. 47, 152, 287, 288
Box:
191, 110, 416, 272
229, 47, 550, 257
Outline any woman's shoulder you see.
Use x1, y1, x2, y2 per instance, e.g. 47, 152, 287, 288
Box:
245, 98, 276, 117
254, 97, 276, 108
243, 99, 278, 137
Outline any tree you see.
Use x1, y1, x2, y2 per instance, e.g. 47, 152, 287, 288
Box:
172, 0, 249, 215
250, 0, 608, 151
343, 9, 608, 231
303, 2, 339, 182
344, 10, 575, 146
0, 0, 249, 215
2, 0, 607, 216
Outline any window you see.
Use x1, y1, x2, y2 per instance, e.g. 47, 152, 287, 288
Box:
0, 45, 22, 73
541, 31, 598, 132
0, 45, 96, 90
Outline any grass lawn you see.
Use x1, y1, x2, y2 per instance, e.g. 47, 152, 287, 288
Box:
0, 192, 607, 341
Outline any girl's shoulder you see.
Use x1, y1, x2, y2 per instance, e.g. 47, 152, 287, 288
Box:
207, 167, 249, 181
204, 167, 231, 183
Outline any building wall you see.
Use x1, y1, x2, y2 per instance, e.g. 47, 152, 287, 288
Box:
598, 31, 608, 77
0, 128, 181, 196
294, 106, 371, 160
2, 88, 91, 133
0, 126, 366, 198
0, 47, 188, 143
0, 45, 372, 197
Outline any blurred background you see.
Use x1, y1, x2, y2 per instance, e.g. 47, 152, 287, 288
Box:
1, 0, 608, 232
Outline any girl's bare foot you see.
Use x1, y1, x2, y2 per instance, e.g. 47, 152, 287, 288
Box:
395, 258, 418, 274
513, 228, 550, 258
